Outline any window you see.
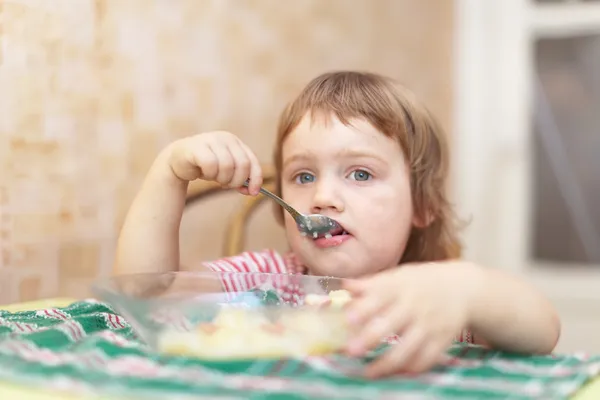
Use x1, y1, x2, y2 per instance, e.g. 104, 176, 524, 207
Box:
535, 1, 600, 3
454, 0, 600, 270
532, 34, 600, 264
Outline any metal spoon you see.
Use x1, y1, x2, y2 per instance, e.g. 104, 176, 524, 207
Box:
242, 181, 342, 238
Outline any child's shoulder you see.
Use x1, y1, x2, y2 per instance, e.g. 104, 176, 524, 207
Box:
201, 249, 304, 275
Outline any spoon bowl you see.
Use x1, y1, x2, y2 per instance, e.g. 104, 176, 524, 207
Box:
297, 214, 342, 238
242, 181, 342, 237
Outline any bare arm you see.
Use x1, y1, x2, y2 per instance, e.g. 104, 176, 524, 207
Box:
468, 265, 561, 354
113, 132, 263, 276
339, 261, 561, 377
114, 147, 189, 275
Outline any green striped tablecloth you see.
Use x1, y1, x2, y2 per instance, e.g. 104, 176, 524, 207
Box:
0, 299, 598, 399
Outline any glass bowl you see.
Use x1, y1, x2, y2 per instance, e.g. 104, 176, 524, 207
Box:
91, 271, 351, 360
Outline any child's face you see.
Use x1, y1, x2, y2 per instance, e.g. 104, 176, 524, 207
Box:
280, 113, 416, 278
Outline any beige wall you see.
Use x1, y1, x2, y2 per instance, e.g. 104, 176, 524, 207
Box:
0, 0, 454, 303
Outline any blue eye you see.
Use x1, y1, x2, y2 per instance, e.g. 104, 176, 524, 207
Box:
295, 173, 315, 184
349, 170, 371, 181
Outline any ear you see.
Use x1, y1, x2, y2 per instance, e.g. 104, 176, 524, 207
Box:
412, 210, 434, 229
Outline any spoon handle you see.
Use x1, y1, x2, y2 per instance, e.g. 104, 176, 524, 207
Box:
242, 181, 302, 221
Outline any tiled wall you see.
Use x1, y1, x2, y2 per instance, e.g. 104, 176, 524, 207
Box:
0, 0, 454, 303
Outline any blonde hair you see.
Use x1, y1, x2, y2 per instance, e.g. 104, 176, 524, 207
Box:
273, 71, 462, 263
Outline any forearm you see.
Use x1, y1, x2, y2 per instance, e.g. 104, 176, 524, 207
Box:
114, 147, 188, 275
467, 265, 561, 354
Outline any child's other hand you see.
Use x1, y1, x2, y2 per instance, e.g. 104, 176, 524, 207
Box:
166, 131, 263, 195
342, 262, 481, 378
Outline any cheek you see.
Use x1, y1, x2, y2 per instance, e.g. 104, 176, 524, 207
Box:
280, 183, 296, 207
283, 213, 295, 231
281, 184, 312, 213
365, 206, 412, 241
361, 180, 413, 216
362, 206, 412, 266
357, 184, 414, 242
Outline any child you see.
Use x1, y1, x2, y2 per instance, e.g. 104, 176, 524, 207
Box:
115, 71, 561, 377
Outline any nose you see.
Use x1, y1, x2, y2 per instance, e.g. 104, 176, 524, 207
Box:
310, 179, 344, 214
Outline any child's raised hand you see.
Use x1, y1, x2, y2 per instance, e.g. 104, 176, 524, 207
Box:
342, 262, 481, 378
166, 131, 263, 195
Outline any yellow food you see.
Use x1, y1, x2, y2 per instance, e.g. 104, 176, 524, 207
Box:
304, 289, 351, 308
158, 306, 349, 360
328, 289, 352, 307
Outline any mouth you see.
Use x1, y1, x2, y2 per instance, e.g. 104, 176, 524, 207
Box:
316, 224, 350, 240
310, 222, 352, 249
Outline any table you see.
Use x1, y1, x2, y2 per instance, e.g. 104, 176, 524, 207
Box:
1, 298, 599, 399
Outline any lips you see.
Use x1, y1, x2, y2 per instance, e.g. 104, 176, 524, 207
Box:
323, 227, 348, 239
307, 220, 352, 249
317, 222, 349, 239
313, 229, 351, 248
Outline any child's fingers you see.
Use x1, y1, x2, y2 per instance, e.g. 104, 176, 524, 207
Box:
346, 313, 394, 357
400, 337, 450, 374
207, 143, 235, 185
341, 277, 369, 295
236, 187, 251, 195
240, 142, 263, 196
226, 141, 253, 189
191, 146, 219, 181
344, 284, 394, 327
346, 300, 411, 356
363, 325, 427, 378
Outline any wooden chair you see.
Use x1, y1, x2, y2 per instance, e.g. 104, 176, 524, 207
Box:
185, 164, 277, 257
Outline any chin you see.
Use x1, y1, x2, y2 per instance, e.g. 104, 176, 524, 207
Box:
308, 258, 367, 278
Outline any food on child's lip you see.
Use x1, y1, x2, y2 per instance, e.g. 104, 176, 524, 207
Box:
304, 289, 351, 308
301, 223, 348, 240
158, 306, 349, 360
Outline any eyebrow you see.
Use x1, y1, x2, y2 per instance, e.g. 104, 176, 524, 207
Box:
283, 148, 388, 168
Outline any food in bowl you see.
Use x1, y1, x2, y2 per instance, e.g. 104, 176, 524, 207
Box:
305, 289, 352, 308
158, 306, 348, 359
92, 272, 351, 360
